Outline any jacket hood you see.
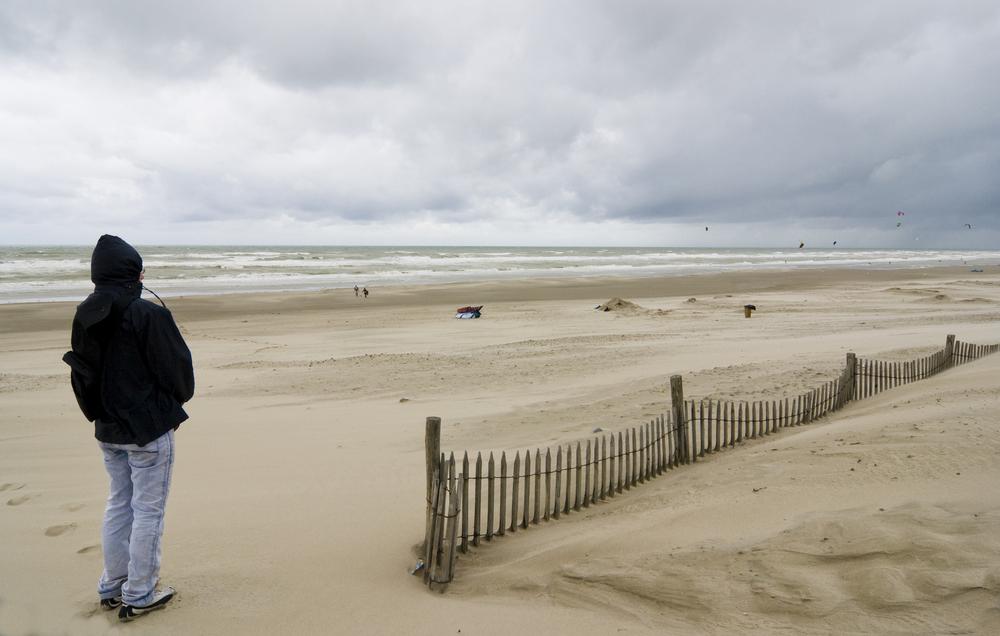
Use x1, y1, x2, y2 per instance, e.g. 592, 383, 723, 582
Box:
91, 235, 143, 287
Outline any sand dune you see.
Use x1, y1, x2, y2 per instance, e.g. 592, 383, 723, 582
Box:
453, 356, 1000, 634
0, 267, 998, 634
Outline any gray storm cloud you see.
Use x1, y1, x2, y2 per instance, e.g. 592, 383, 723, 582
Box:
0, 0, 998, 246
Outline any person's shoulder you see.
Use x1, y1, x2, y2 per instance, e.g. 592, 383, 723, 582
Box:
126, 298, 174, 321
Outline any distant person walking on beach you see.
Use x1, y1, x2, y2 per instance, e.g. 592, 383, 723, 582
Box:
63, 235, 194, 622
354, 285, 359, 297
363, 286, 369, 299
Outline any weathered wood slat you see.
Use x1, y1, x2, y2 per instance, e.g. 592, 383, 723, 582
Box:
423, 473, 441, 583
584, 440, 593, 507
498, 452, 507, 537
597, 435, 608, 501
643, 422, 650, 480
428, 456, 452, 584
618, 431, 625, 489
544, 449, 552, 522
522, 450, 531, 529
638, 426, 646, 484
659, 416, 667, 473
553, 446, 562, 520
624, 431, 632, 489
688, 402, 697, 462
631, 427, 639, 483
510, 452, 520, 533
648, 421, 656, 476
609, 434, 617, 496
698, 400, 707, 457
473, 452, 482, 547
714, 401, 722, 451
533, 449, 541, 525
735, 401, 742, 442
446, 470, 463, 585
461, 452, 469, 553
575, 442, 584, 510
652, 418, 660, 474
429, 476, 448, 584
729, 401, 736, 447
441, 460, 460, 586
486, 453, 495, 541
639, 424, 649, 483
564, 445, 572, 516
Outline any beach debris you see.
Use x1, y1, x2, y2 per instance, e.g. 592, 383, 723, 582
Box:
752, 487, 767, 493
744, 304, 757, 318
409, 559, 425, 575
455, 305, 482, 319
399, 397, 410, 403
686, 297, 697, 303
592, 427, 603, 433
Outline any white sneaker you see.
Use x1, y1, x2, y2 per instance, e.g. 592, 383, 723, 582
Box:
118, 586, 175, 622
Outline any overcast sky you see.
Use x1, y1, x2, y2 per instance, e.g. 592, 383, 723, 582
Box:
1, 1, 998, 247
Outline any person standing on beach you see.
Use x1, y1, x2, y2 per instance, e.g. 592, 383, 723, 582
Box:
363, 286, 369, 299
354, 285, 359, 297
63, 235, 194, 622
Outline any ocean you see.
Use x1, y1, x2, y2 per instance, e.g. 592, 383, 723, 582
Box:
2, 245, 998, 304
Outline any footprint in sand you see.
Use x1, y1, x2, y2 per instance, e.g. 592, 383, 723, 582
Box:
44, 523, 76, 537
61, 503, 85, 512
77, 544, 100, 555
6, 494, 32, 506
0, 482, 26, 492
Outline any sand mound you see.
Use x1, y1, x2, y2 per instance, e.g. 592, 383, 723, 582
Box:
469, 503, 1000, 634
744, 502, 1000, 621
597, 297, 642, 312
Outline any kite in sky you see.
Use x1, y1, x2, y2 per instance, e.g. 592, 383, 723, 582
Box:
799, 241, 805, 249
965, 223, 973, 229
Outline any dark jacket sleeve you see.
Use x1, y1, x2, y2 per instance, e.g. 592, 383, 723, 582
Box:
138, 306, 195, 404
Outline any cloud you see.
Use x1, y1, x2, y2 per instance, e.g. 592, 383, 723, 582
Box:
0, 1, 998, 246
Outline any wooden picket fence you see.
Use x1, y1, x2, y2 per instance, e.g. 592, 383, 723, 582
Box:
419, 334, 999, 590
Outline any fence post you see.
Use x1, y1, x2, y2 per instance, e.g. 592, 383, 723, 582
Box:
945, 334, 955, 368
670, 375, 686, 463
424, 416, 441, 550
845, 353, 856, 404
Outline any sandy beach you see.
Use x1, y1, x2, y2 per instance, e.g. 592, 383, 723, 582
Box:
2, 266, 999, 635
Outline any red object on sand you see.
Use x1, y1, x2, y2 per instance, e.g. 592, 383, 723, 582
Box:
456, 306, 483, 314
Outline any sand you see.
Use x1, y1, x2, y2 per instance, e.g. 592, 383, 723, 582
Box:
1, 266, 999, 634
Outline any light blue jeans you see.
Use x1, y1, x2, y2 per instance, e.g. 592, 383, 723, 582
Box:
97, 429, 175, 607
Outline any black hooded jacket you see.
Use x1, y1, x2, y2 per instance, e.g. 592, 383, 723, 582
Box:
64, 235, 194, 446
